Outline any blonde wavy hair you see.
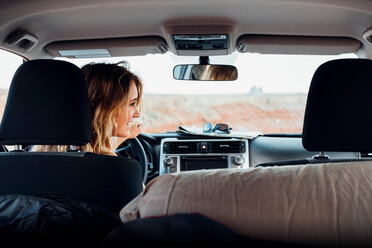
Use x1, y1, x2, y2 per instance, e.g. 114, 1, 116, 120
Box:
34, 61, 143, 155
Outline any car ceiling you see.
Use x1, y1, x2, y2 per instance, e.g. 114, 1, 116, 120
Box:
0, 0, 372, 59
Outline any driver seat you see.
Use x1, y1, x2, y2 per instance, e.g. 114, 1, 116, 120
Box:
0, 59, 143, 214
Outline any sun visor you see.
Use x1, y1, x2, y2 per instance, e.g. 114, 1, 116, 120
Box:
237, 35, 361, 55
45, 36, 168, 58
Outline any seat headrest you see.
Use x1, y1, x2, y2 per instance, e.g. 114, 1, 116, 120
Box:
0, 59, 91, 145
302, 58, 372, 152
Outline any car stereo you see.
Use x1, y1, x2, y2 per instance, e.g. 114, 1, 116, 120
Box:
159, 138, 249, 175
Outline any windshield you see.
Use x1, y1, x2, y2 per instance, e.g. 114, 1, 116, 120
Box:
58, 52, 356, 134
0, 50, 356, 135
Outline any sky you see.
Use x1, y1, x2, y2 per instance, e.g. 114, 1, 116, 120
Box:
0, 50, 356, 94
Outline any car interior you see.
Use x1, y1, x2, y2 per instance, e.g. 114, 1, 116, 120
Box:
0, 0, 372, 247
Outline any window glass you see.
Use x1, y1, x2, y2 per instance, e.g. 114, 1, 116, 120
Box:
0, 49, 23, 121
58, 52, 356, 134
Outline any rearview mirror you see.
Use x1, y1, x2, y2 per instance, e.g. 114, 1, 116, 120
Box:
173, 64, 238, 81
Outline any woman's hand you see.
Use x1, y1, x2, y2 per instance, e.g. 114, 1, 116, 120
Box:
127, 122, 143, 139
127, 117, 145, 139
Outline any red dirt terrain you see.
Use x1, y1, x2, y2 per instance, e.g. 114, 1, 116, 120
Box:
141, 94, 306, 134
0, 90, 306, 134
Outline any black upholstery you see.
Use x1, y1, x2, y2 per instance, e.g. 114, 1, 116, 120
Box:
0, 59, 143, 213
302, 58, 372, 153
0, 152, 143, 213
0, 59, 91, 145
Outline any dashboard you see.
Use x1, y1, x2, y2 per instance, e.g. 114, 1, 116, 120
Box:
135, 133, 361, 184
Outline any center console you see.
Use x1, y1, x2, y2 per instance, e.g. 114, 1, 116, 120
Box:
159, 138, 249, 175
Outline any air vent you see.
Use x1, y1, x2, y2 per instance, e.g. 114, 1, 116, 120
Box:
210, 141, 244, 153
361, 152, 372, 158
164, 142, 198, 154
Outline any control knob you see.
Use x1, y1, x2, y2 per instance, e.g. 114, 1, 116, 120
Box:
164, 157, 174, 167
234, 156, 244, 166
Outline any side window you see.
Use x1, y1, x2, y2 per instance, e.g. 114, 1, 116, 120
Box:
0, 49, 23, 121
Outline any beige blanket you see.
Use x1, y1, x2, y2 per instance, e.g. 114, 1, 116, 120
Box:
120, 162, 372, 247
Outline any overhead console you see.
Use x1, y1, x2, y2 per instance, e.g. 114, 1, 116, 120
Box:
172, 34, 229, 51
159, 138, 249, 175
165, 24, 235, 56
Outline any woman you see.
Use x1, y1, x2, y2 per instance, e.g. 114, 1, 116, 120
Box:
34, 61, 143, 155
82, 61, 143, 155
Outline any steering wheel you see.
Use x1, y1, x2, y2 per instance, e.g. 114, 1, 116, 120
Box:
116, 137, 148, 184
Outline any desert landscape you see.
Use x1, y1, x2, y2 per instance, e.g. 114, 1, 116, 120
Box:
0, 89, 7, 119
141, 94, 306, 134
0, 89, 307, 134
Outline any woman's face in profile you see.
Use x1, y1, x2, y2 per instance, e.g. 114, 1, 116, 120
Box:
114, 80, 140, 138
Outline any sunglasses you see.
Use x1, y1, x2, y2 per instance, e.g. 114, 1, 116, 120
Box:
203, 122, 231, 134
